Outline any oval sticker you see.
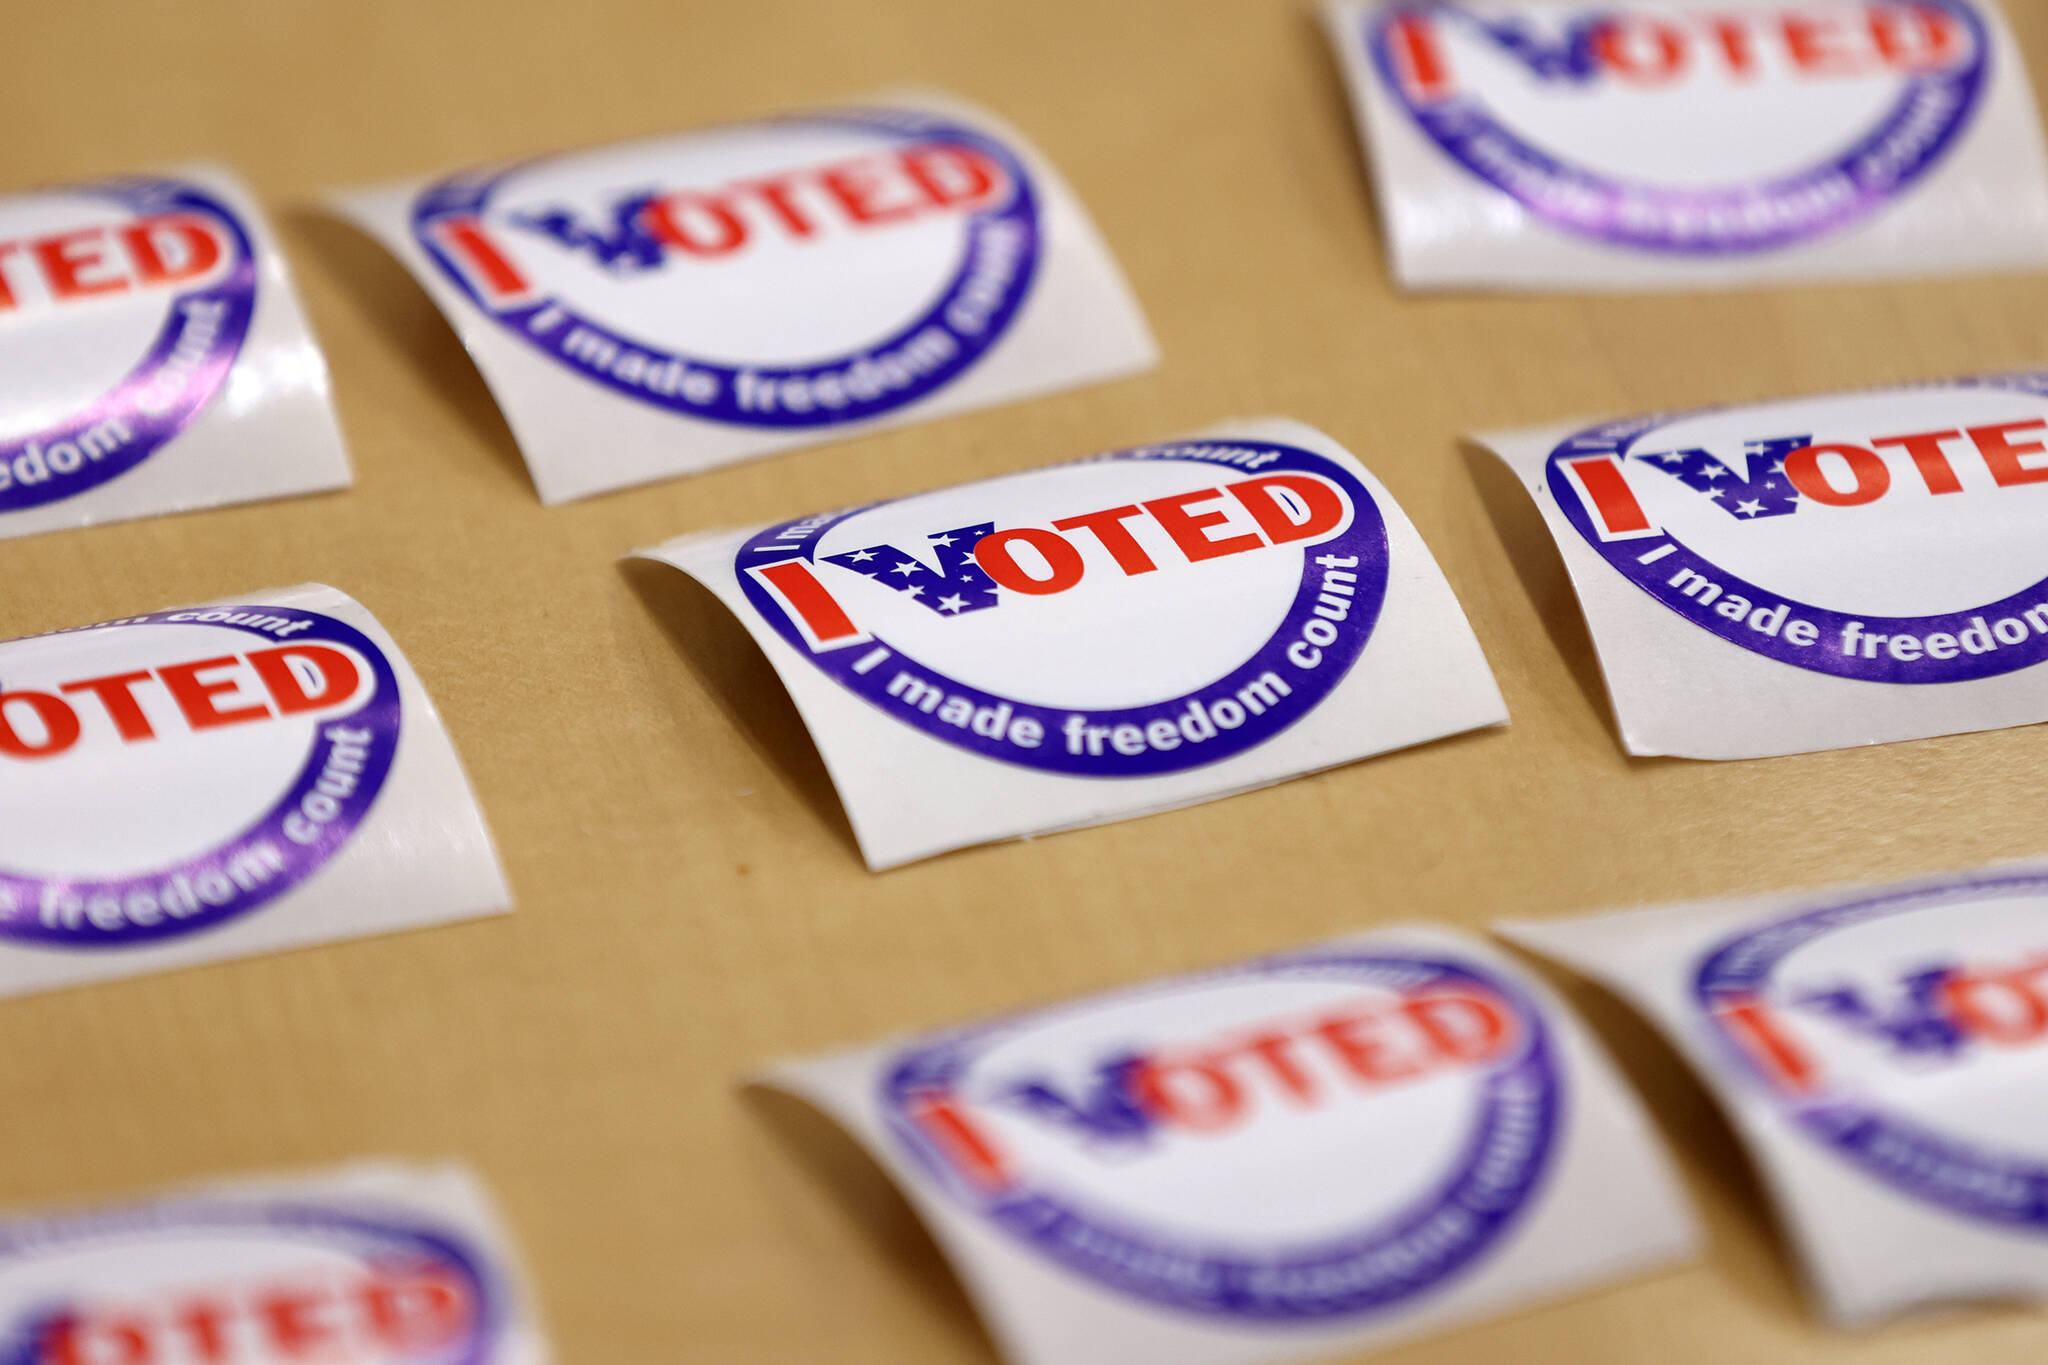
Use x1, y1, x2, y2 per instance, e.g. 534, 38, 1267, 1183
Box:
1367, 0, 1988, 254
0, 176, 257, 510
410, 109, 1042, 429
735, 440, 1391, 776
881, 947, 1561, 1319
0, 606, 401, 944
0, 1201, 499, 1365
1697, 870, 2048, 1231
1545, 375, 2048, 681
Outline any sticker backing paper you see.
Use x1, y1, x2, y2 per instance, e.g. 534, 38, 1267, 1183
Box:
766, 926, 1699, 1365
334, 92, 1157, 503
0, 583, 509, 998
637, 418, 1508, 868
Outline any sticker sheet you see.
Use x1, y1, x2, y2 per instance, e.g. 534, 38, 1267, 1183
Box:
0, 1163, 548, 1364
637, 418, 1507, 868
1478, 373, 2048, 758
0, 583, 509, 998
766, 926, 1699, 1365
333, 92, 1157, 504
0, 164, 351, 539
1323, 0, 2048, 291
1503, 864, 2048, 1326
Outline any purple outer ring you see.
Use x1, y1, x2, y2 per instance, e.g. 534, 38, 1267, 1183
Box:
1545, 373, 2048, 683
735, 441, 1391, 777
0, 608, 401, 947
880, 947, 1562, 1321
409, 109, 1042, 429
0, 1198, 504, 1365
0, 177, 257, 512
1367, 0, 1989, 255
1695, 871, 2048, 1230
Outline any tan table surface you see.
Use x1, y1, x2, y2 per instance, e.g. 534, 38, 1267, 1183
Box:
10, 1, 2048, 1360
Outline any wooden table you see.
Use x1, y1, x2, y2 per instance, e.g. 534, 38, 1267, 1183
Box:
10, 1, 2048, 1360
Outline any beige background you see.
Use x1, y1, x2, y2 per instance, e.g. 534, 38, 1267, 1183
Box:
7, 1, 2048, 1360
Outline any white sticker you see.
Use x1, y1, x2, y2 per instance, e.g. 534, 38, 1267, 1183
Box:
1323, 0, 2048, 291
1477, 372, 2048, 758
331, 93, 1157, 504
1502, 864, 2048, 1326
0, 164, 351, 539
0, 583, 509, 998
0, 1163, 547, 1364
767, 927, 1699, 1365
636, 418, 1507, 869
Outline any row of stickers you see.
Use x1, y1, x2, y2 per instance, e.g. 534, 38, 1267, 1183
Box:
14, 1, 2048, 524
7, 861, 2045, 1362
17, 378, 2043, 911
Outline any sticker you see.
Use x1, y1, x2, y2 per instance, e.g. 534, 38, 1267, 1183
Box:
1503, 863, 2048, 1325
0, 165, 350, 539
333, 94, 1156, 504
637, 418, 1507, 868
1478, 373, 2048, 758
768, 928, 1698, 1365
0, 1164, 547, 1364
1323, 1, 2048, 290
0, 584, 509, 999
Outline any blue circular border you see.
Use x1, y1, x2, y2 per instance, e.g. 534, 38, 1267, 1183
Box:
0, 1198, 503, 1365
0, 177, 258, 512
0, 607, 402, 947
410, 109, 1043, 429
737, 441, 1391, 776
1367, 0, 1989, 255
880, 948, 1562, 1321
1696, 871, 2048, 1231
1546, 373, 2048, 683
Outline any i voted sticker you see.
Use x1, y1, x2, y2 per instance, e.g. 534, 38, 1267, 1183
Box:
1504, 865, 2048, 1325
640, 419, 1506, 868
1481, 374, 2048, 758
768, 929, 1698, 1365
1696, 871, 2048, 1232
415, 111, 1037, 428
738, 439, 1386, 776
0, 1165, 547, 1365
335, 95, 1156, 503
1324, 1, 2048, 289
882, 948, 1558, 1319
0, 177, 253, 506
0, 167, 350, 539
0, 585, 508, 999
